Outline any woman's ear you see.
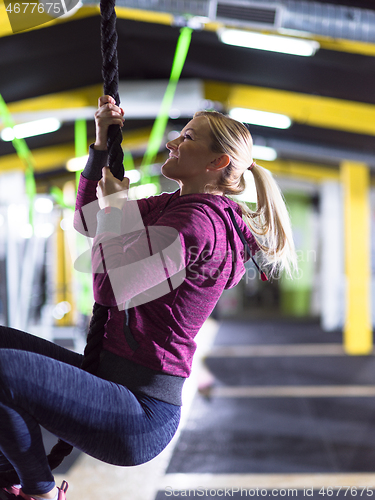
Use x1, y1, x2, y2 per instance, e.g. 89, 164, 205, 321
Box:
208, 154, 231, 171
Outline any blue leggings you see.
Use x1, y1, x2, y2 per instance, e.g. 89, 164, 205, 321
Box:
0, 326, 181, 496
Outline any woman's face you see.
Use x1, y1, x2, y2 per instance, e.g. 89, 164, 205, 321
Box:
161, 116, 220, 188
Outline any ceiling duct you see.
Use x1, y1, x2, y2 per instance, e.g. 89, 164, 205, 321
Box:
282, 0, 375, 43
111, 0, 211, 17
83, 0, 375, 44
214, 1, 282, 30
215, 0, 375, 43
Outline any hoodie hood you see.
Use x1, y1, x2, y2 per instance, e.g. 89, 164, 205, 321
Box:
164, 191, 260, 289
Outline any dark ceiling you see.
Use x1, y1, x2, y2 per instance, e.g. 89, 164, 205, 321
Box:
2, 16, 375, 104
0, 0, 375, 177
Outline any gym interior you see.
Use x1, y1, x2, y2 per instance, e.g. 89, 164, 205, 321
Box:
1, 0, 375, 498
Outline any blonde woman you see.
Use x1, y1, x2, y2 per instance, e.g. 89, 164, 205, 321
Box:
0, 96, 296, 500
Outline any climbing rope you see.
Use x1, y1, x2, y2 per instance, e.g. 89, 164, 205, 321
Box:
100, 0, 124, 180
0, 3, 194, 487
0, 0, 123, 486
46, 0, 124, 471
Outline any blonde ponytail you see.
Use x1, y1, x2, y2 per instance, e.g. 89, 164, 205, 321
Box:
241, 162, 297, 277
194, 110, 298, 277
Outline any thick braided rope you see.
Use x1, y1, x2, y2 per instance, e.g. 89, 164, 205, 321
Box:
80, 302, 110, 374
0, 2, 124, 485
0, 3, 125, 485
45, 0, 125, 472
45, 303, 109, 471
100, 0, 124, 180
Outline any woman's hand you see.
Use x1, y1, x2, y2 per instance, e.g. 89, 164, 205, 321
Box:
96, 167, 130, 210
94, 95, 124, 151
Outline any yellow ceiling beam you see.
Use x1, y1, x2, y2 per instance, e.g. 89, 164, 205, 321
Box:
265, 159, 339, 183
0, 143, 75, 172
0, 0, 12, 35
205, 81, 375, 136
0, 2, 99, 37
314, 35, 375, 57
5, 84, 103, 111
0, 2, 173, 38
6, 80, 375, 138
115, 6, 173, 25
0, 127, 153, 173
0, 140, 340, 185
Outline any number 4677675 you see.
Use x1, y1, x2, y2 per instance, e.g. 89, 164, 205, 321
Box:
6, 3, 62, 14
319, 486, 374, 496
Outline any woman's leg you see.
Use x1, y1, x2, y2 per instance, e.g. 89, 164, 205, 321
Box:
0, 326, 83, 367
0, 326, 83, 480
0, 348, 180, 497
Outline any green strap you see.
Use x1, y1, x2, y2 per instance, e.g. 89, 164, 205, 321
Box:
123, 148, 135, 171
0, 94, 36, 223
141, 26, 193, 176
74, 118, 87, 190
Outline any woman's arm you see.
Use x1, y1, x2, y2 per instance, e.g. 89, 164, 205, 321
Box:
91, 204, 215, 308
74, 96, 126, 236
74, 94, 174, 237
81, 95, 124, 181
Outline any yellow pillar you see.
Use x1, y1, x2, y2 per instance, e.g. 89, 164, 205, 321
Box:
55, 213, 73, 326
341, 160, 372, 354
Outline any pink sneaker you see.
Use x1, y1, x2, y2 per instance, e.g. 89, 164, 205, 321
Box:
4, 486, 21, 496
18, 481, 68, 500
57, 482, 68, 500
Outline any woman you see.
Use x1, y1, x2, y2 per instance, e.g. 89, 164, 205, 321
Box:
0, 96, 296, 500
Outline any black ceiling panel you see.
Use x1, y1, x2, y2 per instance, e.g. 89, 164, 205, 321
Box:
1, 6, 375, 170
2, 17, 375, 104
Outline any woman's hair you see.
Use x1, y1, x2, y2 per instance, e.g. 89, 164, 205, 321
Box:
194, 110, 297, 277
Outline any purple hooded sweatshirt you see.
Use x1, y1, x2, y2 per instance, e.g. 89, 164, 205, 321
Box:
74, 147, 259, 403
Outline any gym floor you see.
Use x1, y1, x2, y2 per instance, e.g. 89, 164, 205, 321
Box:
49, 318, 375, 500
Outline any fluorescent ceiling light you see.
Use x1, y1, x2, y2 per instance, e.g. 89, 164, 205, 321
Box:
34, 197, 54, 214
252, 145, 277, 162
35, 222, 55, 239
66, 155, 89, 172
219, 29, 320, 57
128, 183, 158, 200
127, 169, 141, 184
19, 224, 33, 239
230, 107, 291, 129
66, 157, 141, 184
1, 118, 61, 141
